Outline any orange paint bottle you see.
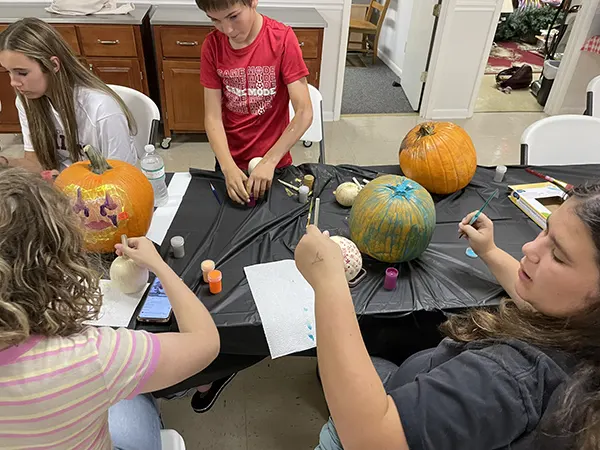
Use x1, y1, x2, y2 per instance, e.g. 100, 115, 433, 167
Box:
208, 270, 222, 294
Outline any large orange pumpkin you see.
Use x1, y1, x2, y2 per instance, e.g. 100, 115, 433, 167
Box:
54, 145, 154, 253
399, 122, 477, 195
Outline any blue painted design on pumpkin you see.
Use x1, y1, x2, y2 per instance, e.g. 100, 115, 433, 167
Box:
348, 175, 436, 263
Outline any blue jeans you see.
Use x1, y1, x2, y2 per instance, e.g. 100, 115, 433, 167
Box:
109, 394, 162, 450
314, 357, 399, 450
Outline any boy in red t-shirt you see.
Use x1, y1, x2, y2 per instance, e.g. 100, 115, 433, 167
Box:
198, 0, 313, 204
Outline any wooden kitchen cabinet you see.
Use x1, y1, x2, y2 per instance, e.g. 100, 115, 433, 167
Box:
153, 24, 324, 140
162, 60, 204, 132
0, 22, 149, 132
0, 67, 18, 132
89, 58, 144, 92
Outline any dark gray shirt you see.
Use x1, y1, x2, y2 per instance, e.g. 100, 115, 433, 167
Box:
386, 338, 574, 450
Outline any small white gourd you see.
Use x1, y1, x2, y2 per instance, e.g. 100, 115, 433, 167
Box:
334, 182, 360, 207
248, 157, 263, 175
330, 235, 363, 282
109, 235, 149, 294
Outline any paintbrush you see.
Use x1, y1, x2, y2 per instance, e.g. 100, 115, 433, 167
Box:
209, 182, 221, 205
278, 179, 300, 192
459, 188, 499, 238
306, 197, 315, 228
525, 168, 573, 192
313, 198, 321, 228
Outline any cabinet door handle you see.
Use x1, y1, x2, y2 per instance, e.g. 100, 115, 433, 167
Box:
97, 39, 120, 45
88, 64, 93, 71
176, 40, 199, 46
299, 42, 305, 47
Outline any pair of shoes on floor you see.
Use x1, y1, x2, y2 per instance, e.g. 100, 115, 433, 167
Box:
191, 373, 237, 413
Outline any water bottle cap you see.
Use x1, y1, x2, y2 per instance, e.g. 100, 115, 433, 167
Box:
144, 144, 155, 152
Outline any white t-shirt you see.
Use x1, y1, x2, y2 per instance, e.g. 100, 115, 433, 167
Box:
17, 86, 138, 171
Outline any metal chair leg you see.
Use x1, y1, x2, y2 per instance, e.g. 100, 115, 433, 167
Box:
319, 102, 326, 164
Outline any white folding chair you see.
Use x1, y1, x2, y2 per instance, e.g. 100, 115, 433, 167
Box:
585, 75, 600, 117
160, 429, 186, 450
520, 115, 600, 165
289, 84, 326, 164
108, 84, 160, 159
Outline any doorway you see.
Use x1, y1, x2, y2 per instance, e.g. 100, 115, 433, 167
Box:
341, 0, 440, 115
475, 0, 579, 113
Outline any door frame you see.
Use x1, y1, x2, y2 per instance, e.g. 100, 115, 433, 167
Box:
545, 0, 600, 114
334, 0, 353, 121
334, 0, 439, 119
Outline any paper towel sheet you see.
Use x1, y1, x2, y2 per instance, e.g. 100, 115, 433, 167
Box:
147, 172, 192, 245
84, 279, 148, 328
245, 260, 316, 359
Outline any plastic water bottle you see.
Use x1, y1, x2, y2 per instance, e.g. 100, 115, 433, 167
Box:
140, 144, 169, 207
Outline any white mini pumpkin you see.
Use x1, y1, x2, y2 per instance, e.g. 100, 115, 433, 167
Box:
109, 236, 149, 294
334, 182, 360, 207
248, 157, 263, 174
330, 235, 363, 282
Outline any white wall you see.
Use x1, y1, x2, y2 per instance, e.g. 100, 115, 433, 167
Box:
5, 0, 347, 121
377, 0, 414, 77
546, 0, 600, 115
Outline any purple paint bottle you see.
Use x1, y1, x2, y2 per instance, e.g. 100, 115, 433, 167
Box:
384, 267, 399, 291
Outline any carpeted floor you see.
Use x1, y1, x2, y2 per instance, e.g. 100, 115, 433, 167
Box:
342, 55, 415, 114
486, 41, 545, 74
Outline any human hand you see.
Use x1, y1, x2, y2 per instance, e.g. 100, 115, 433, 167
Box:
246, 159, 275, 200
458, 212, 497, 257
295, 226, 346, 290
223, 165, 250, 205
114, 237, 166, 272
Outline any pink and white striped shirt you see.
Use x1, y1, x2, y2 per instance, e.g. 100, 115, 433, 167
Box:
0, 327, 161, 449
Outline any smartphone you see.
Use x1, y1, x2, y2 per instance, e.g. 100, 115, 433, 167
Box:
137, 277, 173, 323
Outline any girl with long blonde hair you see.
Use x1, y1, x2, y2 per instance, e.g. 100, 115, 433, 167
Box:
0, 166, 220, 449
0, 18, 138, 172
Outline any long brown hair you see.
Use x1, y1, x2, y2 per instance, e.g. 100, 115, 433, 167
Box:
0, 18, 136, 170
0, 167, 102, 346
441, 183, 600, 449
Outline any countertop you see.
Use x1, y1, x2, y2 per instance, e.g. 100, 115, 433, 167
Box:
0, 3, 152, 25
150, 6, 327, 28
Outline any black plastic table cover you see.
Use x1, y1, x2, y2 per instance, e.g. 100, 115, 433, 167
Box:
140, 163, 600, 361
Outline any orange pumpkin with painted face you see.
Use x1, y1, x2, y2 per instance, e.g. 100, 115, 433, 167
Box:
54, 145, 154, 253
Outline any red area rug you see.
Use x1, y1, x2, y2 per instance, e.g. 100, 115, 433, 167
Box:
486, 41, 545, 75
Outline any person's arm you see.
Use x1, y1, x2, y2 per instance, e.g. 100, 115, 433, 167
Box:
315, 278, 409, 450
204, 87, 235, 172
114, 237, 220, 393
3, 96, 45, 172
263, 79, 312, 167
247, 79, 313, 199
96, 113, 138, 166
295, 227, 408, 450
479, 247, 524, 303
1, 151, 44, 172
459, 212, 527, 307
204, 87, 250, 204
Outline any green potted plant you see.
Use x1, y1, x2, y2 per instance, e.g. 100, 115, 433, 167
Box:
495, 6, 563, 44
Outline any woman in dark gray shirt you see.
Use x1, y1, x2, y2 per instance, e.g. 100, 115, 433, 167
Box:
294, 183, 600, 450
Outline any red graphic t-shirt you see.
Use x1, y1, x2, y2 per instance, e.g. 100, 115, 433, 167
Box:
200, 15, 310, 170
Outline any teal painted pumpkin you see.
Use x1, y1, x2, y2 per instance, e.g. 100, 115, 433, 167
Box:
348, 175, 436, 263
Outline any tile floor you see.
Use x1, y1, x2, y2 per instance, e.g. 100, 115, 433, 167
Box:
0, 111, 546, 449
476, 74, 544, 113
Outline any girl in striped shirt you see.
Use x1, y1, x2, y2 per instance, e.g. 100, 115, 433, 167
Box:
0, 167, 221, 449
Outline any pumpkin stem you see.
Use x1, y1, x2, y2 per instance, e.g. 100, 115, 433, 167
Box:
389, 180, 414, 198
83, 145, 112, 175
417, 123, 435, 138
